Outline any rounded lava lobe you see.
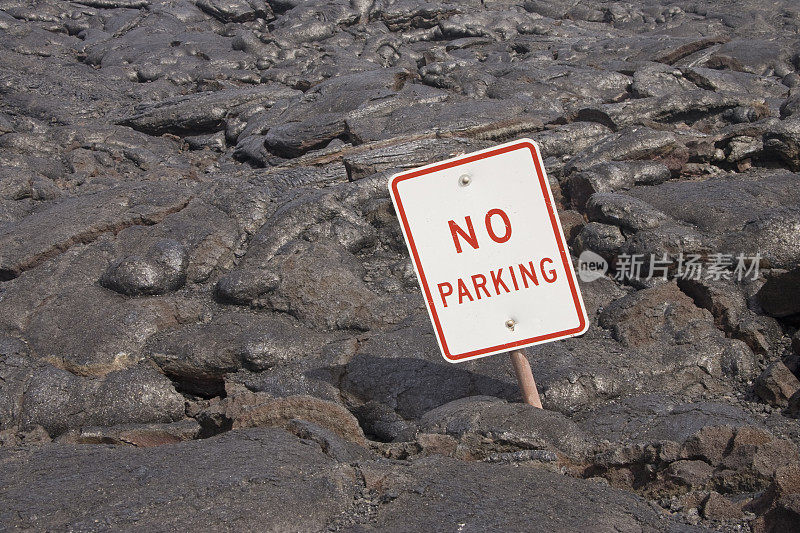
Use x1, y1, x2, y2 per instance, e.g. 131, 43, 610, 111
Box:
215, 268, 281, 304
100, 239, 188, 296
105, 257, 161, 293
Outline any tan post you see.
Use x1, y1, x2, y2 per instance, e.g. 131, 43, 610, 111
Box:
509, 349, 543, 408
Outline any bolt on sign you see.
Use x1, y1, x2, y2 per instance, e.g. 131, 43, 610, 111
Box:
388, 138, 589, 363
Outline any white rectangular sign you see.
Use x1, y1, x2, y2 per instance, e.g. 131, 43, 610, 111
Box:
388, 138, 589, 363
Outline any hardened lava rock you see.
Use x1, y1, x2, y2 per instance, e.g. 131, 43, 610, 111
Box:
1, 0, 800, 530
100, 238, 188, 296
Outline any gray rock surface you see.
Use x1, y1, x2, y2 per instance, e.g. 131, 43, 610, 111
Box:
419, 395, 591, 459
0, 427, 694, 532
352, 455, 690, 532
0, 429, 356, 531
1, 0, 799, 529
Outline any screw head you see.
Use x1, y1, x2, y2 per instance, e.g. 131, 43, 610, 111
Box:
505, 319, 516, 331
459, 174, 471, 186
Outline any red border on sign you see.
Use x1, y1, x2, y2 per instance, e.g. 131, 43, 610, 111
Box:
390, 140, 587, 362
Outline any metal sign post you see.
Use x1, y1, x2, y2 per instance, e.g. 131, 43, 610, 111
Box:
509, 349, 542, 408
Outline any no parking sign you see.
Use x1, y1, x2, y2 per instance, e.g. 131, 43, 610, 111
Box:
389, 139, 589, 363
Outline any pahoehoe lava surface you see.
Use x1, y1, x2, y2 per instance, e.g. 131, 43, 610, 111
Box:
1, 0, 800, 531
